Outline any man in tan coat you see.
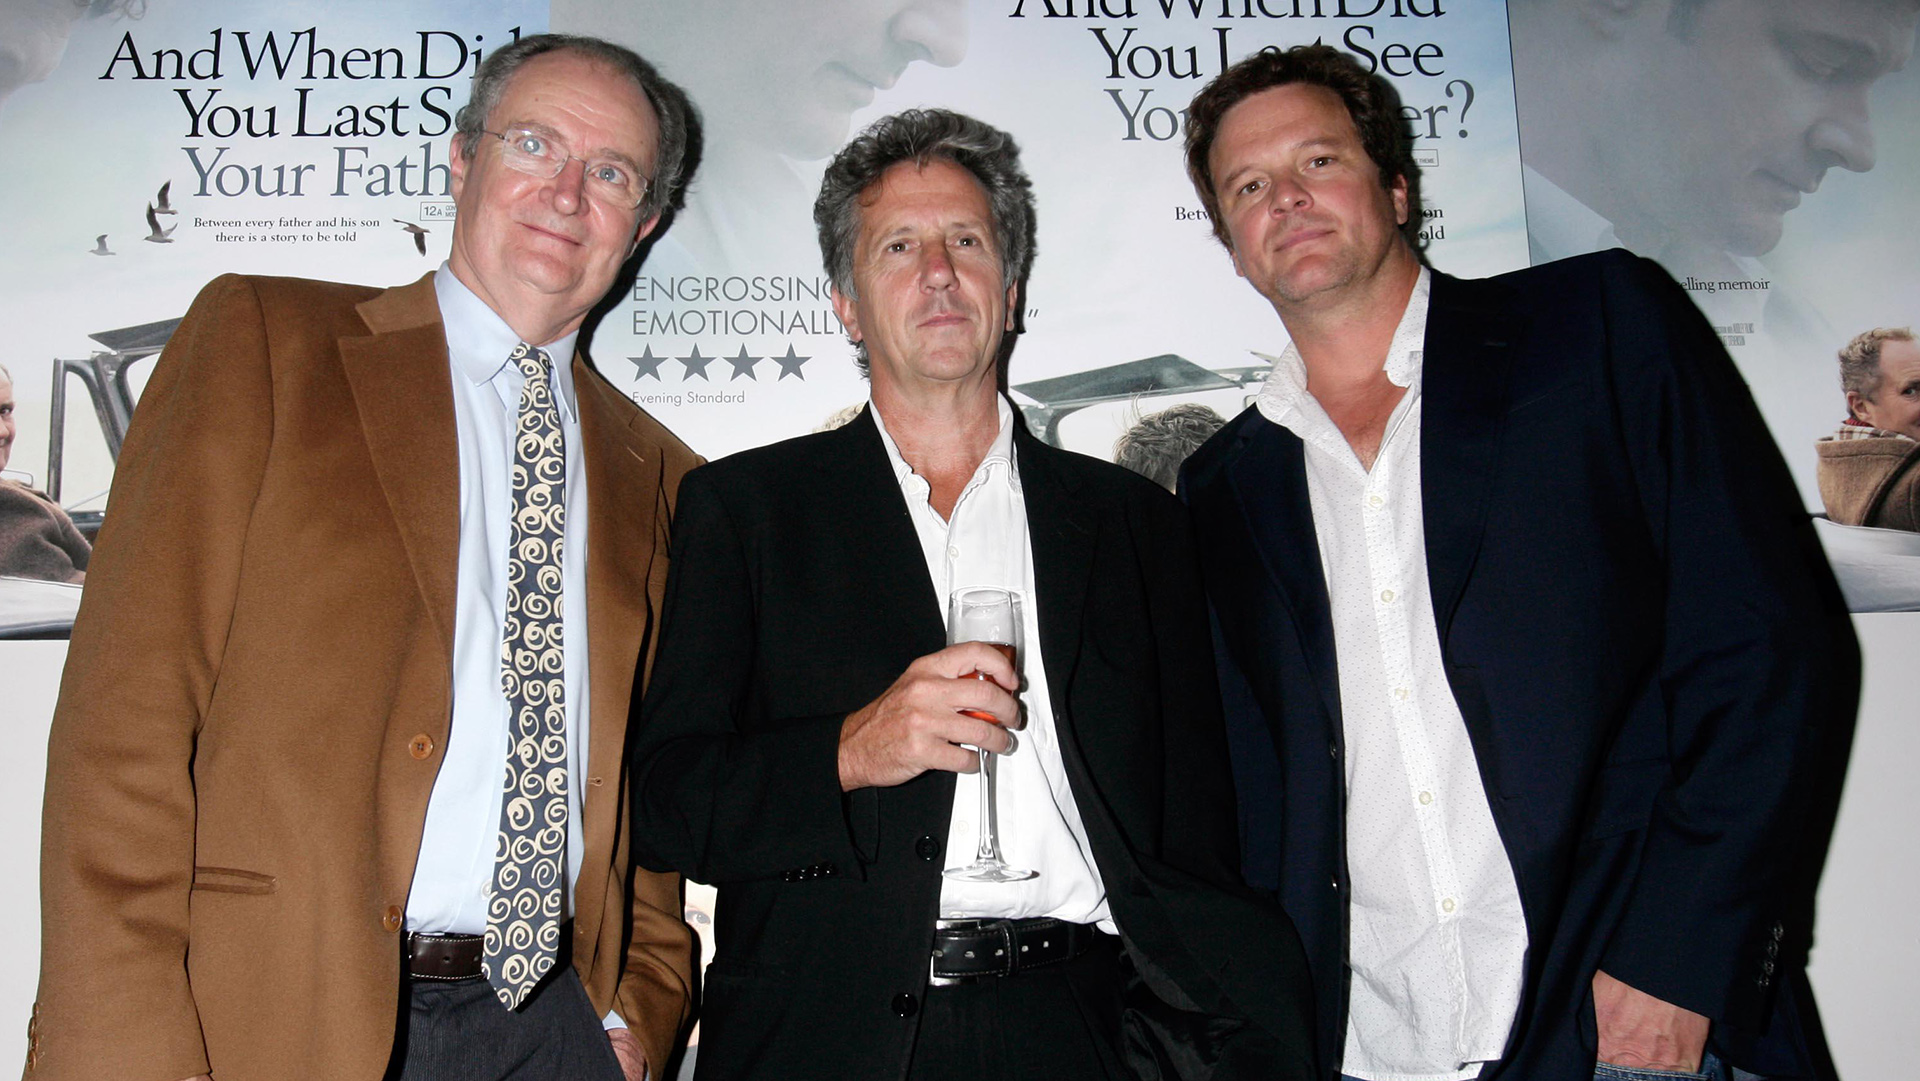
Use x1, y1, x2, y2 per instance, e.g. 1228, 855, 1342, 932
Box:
1818, 326, 1920, 532
29, 34, 699, 1081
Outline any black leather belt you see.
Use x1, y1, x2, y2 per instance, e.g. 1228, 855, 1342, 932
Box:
929, 917, 1102, 986
406, 921, 573, 982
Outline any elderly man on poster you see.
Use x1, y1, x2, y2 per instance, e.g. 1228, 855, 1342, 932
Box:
629, 108, 1314, 1080
29, 33, 701, 1081
1178, 45, 1858, 1081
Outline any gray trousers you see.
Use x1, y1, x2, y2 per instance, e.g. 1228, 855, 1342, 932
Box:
386, 968, 625, 1081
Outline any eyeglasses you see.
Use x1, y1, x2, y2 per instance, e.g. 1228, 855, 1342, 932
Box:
480, 128, 650, 210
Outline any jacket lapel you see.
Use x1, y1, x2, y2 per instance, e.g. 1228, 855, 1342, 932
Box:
1420, 272, 1521, 641
1225, 419, 1343, 727
573, 358, 666, 968
1015, 424, 1095, 709
341, 274, 459, 651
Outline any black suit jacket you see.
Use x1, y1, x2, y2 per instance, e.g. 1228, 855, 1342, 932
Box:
632, 409, 1315, 1080
1182, 251, 1858, 1080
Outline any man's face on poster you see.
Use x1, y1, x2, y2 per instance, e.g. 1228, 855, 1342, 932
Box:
0, 372, 16, 474
1618, 0, 1917, 257
0, 0, 86, 110
672, 0, 968, 160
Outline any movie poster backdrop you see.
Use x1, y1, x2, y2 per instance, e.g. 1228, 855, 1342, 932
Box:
0, 0, 1915, 1073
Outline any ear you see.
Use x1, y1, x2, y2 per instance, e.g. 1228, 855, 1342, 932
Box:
1227, 242, 1248, 280
629, 211, 662, 257
830, 287, 863, 344
1577, 0, 1666, 41
1391, 172, 1410, 227
1846, 389, 1875, 425
1004, 283, 1019, 332
449, 136, 469, 201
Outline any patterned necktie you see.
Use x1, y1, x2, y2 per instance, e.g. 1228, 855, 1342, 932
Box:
484, 343, 569, 1010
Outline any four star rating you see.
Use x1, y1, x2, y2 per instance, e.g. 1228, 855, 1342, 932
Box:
630, 343, 811, 382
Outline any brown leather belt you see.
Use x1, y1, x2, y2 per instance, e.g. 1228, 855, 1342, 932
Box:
928, 917, 1104, 986
405, 921, 573, 982
405, 932, 485, 981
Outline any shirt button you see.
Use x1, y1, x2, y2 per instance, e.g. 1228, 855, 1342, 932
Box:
1418, 791, 1433, 805
892, 992, 919, 1017
947, 546, 961, 560
408, 734, 434, 760
1380, 589, 1396, 604
382, 905, 404, 933
1440, 898, 1456, 914
1393, 687, 1410, 701
1367, 494, 1384, 509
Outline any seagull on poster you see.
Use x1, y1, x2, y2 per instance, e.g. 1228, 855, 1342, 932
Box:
144, 204, 175, 244
89, 235, 115, 256
395, 219, 430, 256
153, 180, 177, 215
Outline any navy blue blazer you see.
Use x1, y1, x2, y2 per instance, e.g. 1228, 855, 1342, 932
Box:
1182, 250, 1858, 1080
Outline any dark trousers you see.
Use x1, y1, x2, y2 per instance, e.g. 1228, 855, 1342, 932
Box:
906, 933, 1126, 1081
385, 968, 624, 1081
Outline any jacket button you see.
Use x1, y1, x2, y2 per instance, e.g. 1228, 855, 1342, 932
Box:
408, 734, 434, 760
1329, 741, 1340, 759
382, 905, 404, 932
916, 835, 940, 861
892, 993, 918, 1017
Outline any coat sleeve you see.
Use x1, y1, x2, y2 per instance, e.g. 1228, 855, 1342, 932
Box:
611, 444, 703, 1077
1594, 253, 1859, 1032
627, 466, 872, 884
31, 275, 275, 1081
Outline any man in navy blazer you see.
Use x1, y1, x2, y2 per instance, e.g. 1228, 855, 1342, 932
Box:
1177, 46, 1858, 1081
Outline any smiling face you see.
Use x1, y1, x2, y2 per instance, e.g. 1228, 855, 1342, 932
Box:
1209, 83, 1411, 315
1606, 0, 1917, 256
830, 158, 1016, 396
1851, 337, 1920, 440
446, 50, 661, 344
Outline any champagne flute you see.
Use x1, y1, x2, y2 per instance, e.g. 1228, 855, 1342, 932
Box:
943, 586, 1037, 883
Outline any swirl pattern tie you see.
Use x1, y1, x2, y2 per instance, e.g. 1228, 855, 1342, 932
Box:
484, 343, 569, 1010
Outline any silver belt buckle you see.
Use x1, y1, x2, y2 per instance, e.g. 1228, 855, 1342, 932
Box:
929, 917, 1016, 987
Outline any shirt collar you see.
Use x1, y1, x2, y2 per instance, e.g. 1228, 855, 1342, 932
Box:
1255, 265, 1430, 427
433, 262, 579, 422
870, 394, 1021, 496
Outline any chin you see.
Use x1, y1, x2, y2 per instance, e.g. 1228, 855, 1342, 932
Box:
1721, 215, 1787, 259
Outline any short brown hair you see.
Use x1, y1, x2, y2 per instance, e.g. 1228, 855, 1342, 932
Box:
1183, 44, 1418, 250
1838, 326, 1917, 400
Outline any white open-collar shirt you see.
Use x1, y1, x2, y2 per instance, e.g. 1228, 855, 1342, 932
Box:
1257, 269, 1527, 1080
871, 397, 1116, 933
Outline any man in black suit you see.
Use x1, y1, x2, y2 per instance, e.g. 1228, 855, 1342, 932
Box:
1177, 46, 1858, 1081
631, 108, 1314, 1080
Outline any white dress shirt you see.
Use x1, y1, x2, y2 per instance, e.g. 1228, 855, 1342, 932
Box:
870, 398, 1116, 934
407, 266, 614, 1026
1256, 269, 1527, 1081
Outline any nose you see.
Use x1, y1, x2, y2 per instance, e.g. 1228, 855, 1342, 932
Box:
1810, 90, 1875, 174
891, 0, 969, 70
549, 158, 589, 214
1268, 176, 1310, 216
920, 245, 958, 288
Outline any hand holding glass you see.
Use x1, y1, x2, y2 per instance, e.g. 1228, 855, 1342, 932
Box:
944, 587, 1037, 883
